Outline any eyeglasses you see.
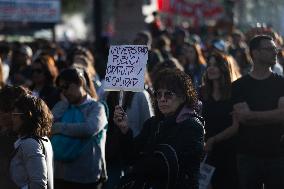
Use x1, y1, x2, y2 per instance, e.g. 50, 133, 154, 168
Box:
11, 112, 24, 116
58, 83, 70, 91
258, 47, 281, 53
154, 90, 176, 100
31, 68, 43, 74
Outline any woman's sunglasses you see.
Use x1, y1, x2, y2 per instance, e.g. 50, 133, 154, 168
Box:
154, 90, 176, 100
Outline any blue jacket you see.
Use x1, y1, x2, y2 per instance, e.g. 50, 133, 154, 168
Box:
52, 95, 108, 183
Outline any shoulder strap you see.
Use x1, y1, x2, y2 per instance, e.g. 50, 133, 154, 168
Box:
22, 136, 47, 155
22, 136, 52, 189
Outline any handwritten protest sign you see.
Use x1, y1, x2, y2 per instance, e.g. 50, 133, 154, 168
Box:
104, 45, 148, 92
199, 155, 215, 189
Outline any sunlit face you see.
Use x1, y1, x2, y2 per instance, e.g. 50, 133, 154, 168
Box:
185, 46, 197, 63
155, 89, 185, 116
58, 80, 82, 104
207, 57, 221, 80
11, 108, 23, 133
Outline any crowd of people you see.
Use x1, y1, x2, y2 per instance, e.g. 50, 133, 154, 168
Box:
0, 18, 284, 189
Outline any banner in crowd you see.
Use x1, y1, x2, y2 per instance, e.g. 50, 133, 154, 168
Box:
104, 45, 148, 92
0, 0, 60, 23
157, 0, 223, 18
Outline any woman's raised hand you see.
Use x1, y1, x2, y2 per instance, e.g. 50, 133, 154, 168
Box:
113, 105, 129, 134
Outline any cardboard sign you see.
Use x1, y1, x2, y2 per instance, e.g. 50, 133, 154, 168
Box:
199, 162, 215, 189
104, 45, 148, 92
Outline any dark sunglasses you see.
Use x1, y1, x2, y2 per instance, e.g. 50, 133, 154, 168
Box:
154, 90, 176, 100
31, 68, 43, 74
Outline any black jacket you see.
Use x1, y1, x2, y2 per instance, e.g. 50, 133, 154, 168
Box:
118, 114, 204, 189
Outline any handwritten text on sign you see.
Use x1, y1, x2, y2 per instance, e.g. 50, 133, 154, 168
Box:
104, 45, 148, 91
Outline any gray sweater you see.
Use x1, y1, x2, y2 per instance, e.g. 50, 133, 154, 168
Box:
51, 95, 108, 183
126, 90, 154, 137
10, 137, 54, 189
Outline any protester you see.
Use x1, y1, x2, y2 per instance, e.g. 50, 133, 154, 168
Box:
133, 31, 163, 73
0, 86, 29, 189
9, 44, 33, 87
228, 31, 253, 75
231, 35, 284, 189
51, 68, 108, 189
105, 89, 154, 189
10, 95, 54, 189
114, 68, 204, 189
201, 52, 240, 189
176, 42, 207, 89
30, 55, 60, 109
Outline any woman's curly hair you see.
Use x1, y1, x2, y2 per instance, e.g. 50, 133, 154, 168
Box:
153, 68, 198, 116
14, 95, 53, 137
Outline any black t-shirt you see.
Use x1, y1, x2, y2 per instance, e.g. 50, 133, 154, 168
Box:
202, 98, 236, 152
232, 73, 284, 157
202, 98, 233, 138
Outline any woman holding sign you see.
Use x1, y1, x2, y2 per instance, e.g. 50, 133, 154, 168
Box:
113, 68, 204, 189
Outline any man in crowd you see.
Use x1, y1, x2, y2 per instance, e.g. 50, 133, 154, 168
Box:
232, 35, 284, 189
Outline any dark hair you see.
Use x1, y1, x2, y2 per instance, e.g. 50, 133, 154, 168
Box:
0, 85, 30, 112
150, 58, 184, 83
56, 68, 98, 100
14, 95, 52, 137
249, 35, 273, 57
156, 35, 171, 50
67, 46, 94, 67
33, 55, 58, 85
153, 68, 198, 116
177, 42, 206, 68
135, 31, 153, 47
202, 52, 239, 100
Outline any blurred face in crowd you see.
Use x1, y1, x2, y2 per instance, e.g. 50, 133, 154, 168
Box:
31, 63, 45, 86
175, 33, 185, 46
12, 52, 31, 68
155, 89, 185, 116
256, 39, 278, 66
58, 80, 84, 105
185, 46, 197, 64
207, 56, 221, 80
